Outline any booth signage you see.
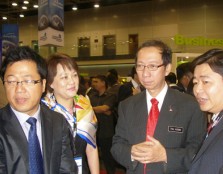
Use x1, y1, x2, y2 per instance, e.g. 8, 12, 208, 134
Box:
174, 34, 223, 46
38, 0, 64, 46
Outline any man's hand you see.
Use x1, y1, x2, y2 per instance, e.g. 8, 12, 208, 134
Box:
131, 136, 167, 164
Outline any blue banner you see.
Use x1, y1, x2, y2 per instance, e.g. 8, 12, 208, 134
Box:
1, 24, 19, 63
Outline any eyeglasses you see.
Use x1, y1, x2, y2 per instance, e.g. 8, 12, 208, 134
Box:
135, 63, 164, 71
3, 79, 42, 87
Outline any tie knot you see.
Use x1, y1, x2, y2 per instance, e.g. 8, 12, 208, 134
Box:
27, 117, 37, 126
151, 98, 158, 105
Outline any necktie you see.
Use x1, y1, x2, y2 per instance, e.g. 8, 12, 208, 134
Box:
144, 98, 159, 173
27, 117, 44, 174
146, 98, 159, 139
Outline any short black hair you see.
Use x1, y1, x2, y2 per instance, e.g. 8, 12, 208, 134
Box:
176, 62, 192, 81
0, 46, 47, 81
165, 72, 177, 84
192, 48, 223, 76
136, 40, 172, 66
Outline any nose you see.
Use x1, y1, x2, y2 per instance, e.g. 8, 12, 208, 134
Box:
15, 83, 26, 92
142, 67, 152, 77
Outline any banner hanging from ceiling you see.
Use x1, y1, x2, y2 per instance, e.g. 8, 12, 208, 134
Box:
38, 0, 64, 47
1, 24, 19, 65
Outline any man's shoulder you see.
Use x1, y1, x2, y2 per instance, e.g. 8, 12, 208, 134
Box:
120, 90, 145, 104
167, 87, 199, 106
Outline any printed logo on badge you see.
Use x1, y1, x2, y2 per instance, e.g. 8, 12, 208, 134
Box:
168, 126, 183, 133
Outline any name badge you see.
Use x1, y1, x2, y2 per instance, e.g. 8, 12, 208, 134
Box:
168, 126, 183, 133
74, 156, 82, 174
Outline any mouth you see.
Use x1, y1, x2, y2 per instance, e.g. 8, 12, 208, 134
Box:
67, 87, 76, 91
15, 97, 27, 105
196, 97, 207, 105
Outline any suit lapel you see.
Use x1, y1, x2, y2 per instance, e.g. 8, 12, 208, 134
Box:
40, 104, 53, 173
2, 105, 29, 170
155, 88, 177, 138
193, 112, 223, 163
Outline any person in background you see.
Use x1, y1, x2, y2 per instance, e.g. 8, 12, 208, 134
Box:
189, 49, 223, 174
89, 75, 117, 174
165, 72, 182, 91
111, 40, 207, 174
0, 46, 77, 173
118, 66, 143, 103
85, 76, 97, 97
77, 75, 87, 96
176, 62, 193, 93
107, 68, 121, 84
41, 53, 99, 174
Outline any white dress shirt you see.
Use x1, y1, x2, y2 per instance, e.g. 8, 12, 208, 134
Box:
11, 105, 43, 152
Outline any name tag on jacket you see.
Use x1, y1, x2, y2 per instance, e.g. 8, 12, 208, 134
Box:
168, 126, 183, 133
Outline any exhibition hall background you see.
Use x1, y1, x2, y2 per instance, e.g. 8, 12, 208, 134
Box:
1, 0, 223, 107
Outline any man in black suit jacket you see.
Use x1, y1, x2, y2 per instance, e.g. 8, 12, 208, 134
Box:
118, 66, 143, 102
111, 40, 207, 174
188, 49, 223, 174
0, 46, 77, 174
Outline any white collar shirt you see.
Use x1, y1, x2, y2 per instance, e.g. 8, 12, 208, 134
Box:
146, 83, 168, 114
11, 105, 43, 152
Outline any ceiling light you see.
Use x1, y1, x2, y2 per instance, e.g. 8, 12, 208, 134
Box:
33, 4, 38, 8
20, 14, 24, 18
23, 0, 29, 4
94, 3, 100, 8
72, 6, 78, 11
12, 2, 18, 6
22, 6, 27, 10
2, 16, 7, 20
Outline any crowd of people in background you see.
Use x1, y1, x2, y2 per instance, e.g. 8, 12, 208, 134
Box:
1, 40, 223, 174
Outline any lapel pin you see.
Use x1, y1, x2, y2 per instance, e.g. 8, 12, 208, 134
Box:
169, 106, 173, 112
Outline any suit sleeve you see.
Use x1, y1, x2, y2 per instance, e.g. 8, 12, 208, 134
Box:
111, 101, 138, 171
0, 135, 6, 173
165, 102, 207, 173
59, 118, 78, 174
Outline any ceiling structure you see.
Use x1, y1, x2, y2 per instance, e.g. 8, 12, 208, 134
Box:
0, 0, 151, 20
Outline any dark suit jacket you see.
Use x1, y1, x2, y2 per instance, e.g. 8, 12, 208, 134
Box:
189, 111, 223, 174
111, 88, 207, 174
0, 104, 77, 174
118, 81, 134, 103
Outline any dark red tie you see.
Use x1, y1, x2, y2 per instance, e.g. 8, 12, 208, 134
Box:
144, 98, 159, 173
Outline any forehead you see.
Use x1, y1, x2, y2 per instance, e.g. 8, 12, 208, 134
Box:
56, 63, 76, 73
137, 47, 162, 62
194, 63, 222, 79
5, 60, 38, 76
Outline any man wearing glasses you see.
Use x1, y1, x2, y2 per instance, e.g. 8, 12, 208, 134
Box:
111, 40, 207, 174
0, 46, 77, 174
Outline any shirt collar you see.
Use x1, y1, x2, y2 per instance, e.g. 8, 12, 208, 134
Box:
146, 83, 168, 110
10, 105, 41, 125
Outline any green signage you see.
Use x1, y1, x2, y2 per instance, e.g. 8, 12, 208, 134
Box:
174, 34, 223, 46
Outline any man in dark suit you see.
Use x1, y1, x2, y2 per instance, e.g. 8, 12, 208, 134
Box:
189, 49, 223, 174
0, 46, 77, 174
111, 40, 207, 174
118, 66, 143, 103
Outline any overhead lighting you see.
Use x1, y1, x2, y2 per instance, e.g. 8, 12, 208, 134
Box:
94, 3, 100, 8
72, 6, 78, 11
20, 14, 24, 18
12, 2, 18, 6
33, 4, 38, 8
22, 6, 27, 9
23, 0, 29, 4
2, 16, 7, 20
